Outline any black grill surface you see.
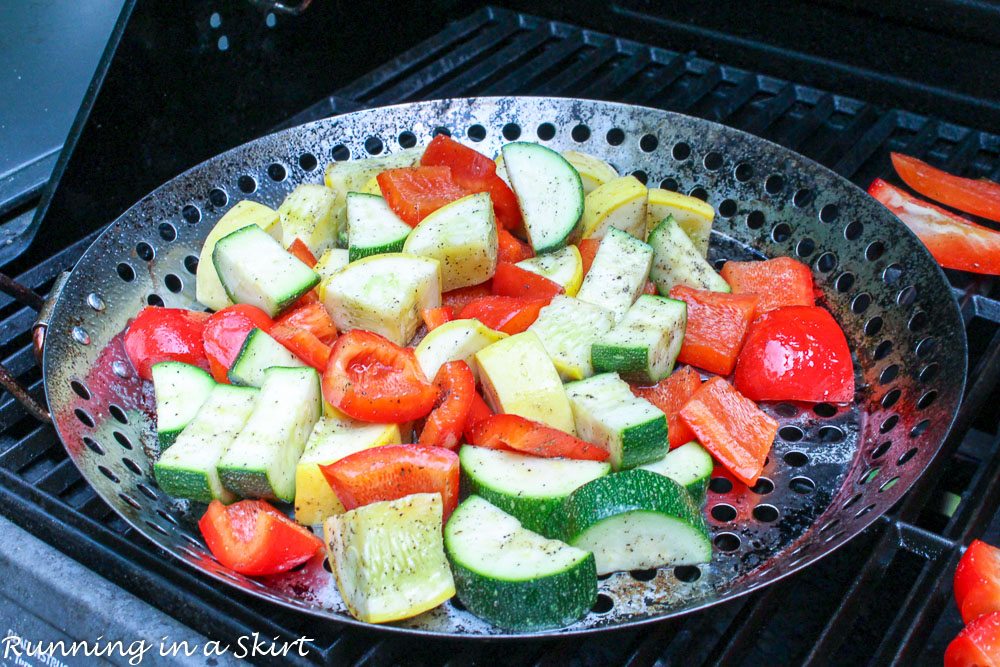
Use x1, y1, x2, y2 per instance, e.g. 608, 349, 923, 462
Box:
2, 7, 1000, 665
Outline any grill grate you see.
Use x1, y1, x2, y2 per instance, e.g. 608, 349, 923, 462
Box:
0, 6, 998, 665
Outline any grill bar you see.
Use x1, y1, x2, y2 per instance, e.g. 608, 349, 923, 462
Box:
0, 5, 996, 664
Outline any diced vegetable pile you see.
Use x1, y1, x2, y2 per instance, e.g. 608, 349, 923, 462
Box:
120, 133, 856, 630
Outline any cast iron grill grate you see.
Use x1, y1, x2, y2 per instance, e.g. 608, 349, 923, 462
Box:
0, 6, 998, 665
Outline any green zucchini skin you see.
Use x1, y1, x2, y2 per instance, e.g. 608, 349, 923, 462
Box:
445, 496, 597, 631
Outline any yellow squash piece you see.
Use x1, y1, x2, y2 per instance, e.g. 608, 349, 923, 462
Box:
516, 245, 584, 297
294, 415, 400, 526
195, 201, 282, 310
562, 150, 620, 194
277, 184, 338, 257
414, 318, 506, 382
646, 188, 715, 256
581, 176, 648, 239
475, 331, 576, 434
359, 175, 382, 195
325, 493, 455, 624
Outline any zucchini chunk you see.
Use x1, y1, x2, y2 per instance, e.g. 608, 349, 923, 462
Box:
445, 496, 597, 631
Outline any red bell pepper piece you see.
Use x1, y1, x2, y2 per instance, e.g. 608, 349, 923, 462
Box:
578, 239, 601, 275
202, 304, 274, 383
286, 238, 318, 267
955, 540, 1000, 624
275, 301, 338, 345
377, 166, 468, 226
319, 444, 460, 520
719, 257, 815, 313
269, 324, 330, 372
631, 366, 703, 448
945, 611, 1000, 667
641, 280, 658, 296
470, 414, 610, 462
668, 286, 759, 376
491, 261, 563, 300
463, 391, 494, 443
124, 307, 211, 381
892, 152, 1000, 223
442, 283, 493, 314
459, 296, 547, 334
420, 134, 523, 230
869, 178, 1000, 275
498, 228, 533, 263
198, 500, 322, 576
734, 306, 855, 404
322, 330, 436, 422
421, 306, 454, 331
679, 377, 777, 487
418, 361, 476, 450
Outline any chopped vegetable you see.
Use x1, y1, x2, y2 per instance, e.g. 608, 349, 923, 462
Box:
945, 611, 1000, 667
294, 415, 401, 526
419, 361, 476, 450
202, 304, 274, 382
319, 443, 460, 519
124, 307, 210, 381
679, 377, 777, 486
955, 539, 1000, 624
515, 244, 584, 296
735, 306, 855, 404
497, 227, 534, 263
413, 317, 505, 381
558, 469, 711, 575
377, 165, 468, 225
869, 178, 1000, 275
577, 238, 601, 275
720, 257, 815, 312
269, 323, 331, 371
581, 175, 648, 239
199, 499, 323, 576
441, 283, 492, 314
421, 306, 454, 331
275, 301, 338, 345
491, 261, 563, 300
325, 493, 455, 623
631, 365, 703, 449
322, 329, 437, 422
445, 496, 597, 631
892, 152, 1000, 223
669, 286, 758, 376
469, 413, 609, 461
459, 295, 548, 335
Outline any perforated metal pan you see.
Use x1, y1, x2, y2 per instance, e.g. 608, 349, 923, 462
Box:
39, 97, 966, 637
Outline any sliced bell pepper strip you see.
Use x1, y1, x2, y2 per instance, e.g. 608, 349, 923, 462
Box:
892, 152, 1000, 223
578, 238, 601, 276
498, 228, 533, 263
719, 257, 815, 313
198, 499, 322, 576
377, 166, 468, 226
124, 307, 211, 381
955, 539, 1000, 625
679, 377, 777, 487
945, 611, 1000, 667
202, 304, 274, 383
322, 329, 436, 422
631, 365, 702, 448
420, 134, 523, 230
491, 261, 563, 300
275, 301, 338, 345
421, 306, 454, 331
319, 443, 460, 519
470, 413, 610, 462
869, 178, 1000, 275
270, 323, 330, 372
286, 238, 318, 267
463, 391, 494, 444
459, 296, 548, 335
668, 286, 759, 376
734, 306, 855, 404
418, 361, 476, 450
441, 283, 493, 314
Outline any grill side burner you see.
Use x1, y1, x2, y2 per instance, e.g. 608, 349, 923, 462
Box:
0, 4, 998, 665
